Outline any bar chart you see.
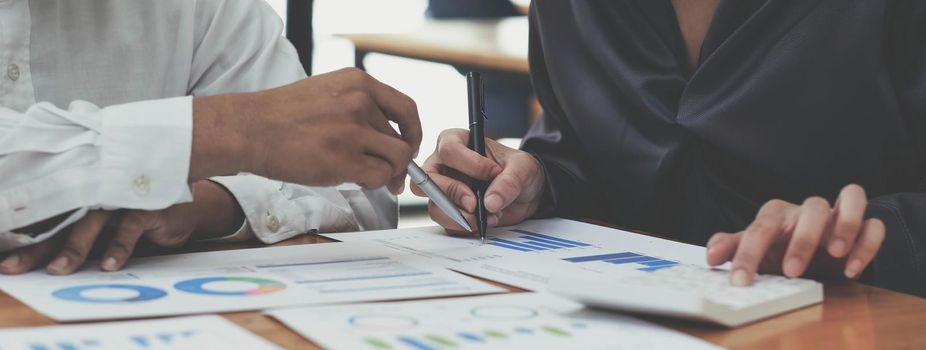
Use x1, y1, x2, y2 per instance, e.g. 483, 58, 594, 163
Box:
488, 229, 593, 252
361, 324, 580, 350
562, 252, 680, 272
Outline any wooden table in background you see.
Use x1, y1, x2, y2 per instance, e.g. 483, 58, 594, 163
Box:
337, 17, 530, 76
3, 231, 926, 349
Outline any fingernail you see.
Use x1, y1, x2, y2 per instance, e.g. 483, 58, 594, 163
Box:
463, 196, 476, 211
784, 258, 803, 277
48, 256, 69, 273
1, 254, 20, 269
731, 269, 751, 287
489, 215, 499, 227
829, 239, 847, 257
102, 257, 119, 271
485, 194, 502, 212
845, 258, 864, 279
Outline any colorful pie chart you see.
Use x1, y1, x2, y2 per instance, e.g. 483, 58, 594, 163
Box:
173, 276, 286, 296
52, 284, 167, 303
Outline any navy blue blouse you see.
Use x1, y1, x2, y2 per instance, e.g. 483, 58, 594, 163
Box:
522, 0, 926, 294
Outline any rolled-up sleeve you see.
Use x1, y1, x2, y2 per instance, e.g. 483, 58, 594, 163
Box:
0, 97, 193, 251
210, 174, 397, 244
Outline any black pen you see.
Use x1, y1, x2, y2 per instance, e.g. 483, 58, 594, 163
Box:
466, 72, 488, 244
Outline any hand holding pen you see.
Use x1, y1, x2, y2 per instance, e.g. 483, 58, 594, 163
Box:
466, 72, 489, 242
411, 72, 547, 239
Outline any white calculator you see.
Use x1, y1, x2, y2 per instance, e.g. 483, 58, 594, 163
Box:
549, 264, 823, 327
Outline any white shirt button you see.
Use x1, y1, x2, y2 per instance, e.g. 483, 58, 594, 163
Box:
133, 175, 151, 196
266, 215, 281, 232
7, 63, 20, 81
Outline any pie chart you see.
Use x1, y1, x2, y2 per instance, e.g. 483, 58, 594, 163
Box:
173, 276, 286, 296
52, 284, 167, 303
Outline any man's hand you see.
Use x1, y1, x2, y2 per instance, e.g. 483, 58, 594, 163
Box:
706, 184, 885, 286
412, 129, 546, 233
191, 68, 422, 194
0, 181, 243, 275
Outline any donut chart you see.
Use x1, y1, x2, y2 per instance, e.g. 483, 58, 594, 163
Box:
52, 284, 167, 303
173, 276, 286, 296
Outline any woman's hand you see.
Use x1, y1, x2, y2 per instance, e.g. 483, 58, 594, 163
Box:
706, 184, 885, 286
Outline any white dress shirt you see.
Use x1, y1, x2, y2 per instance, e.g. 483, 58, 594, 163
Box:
0, 0, 397, 251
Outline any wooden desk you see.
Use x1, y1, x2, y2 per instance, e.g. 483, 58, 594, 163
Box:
337, 17, 530, 76
3, 232, 926, 349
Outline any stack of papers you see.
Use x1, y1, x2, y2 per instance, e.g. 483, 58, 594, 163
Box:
0, 315, 280, 350
268, 293, 721, 350
0, 241, 502, 321
325, 218, 709, 291
0, 218, 728, 349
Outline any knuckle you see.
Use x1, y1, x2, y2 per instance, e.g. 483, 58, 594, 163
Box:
763, 199, 790, 211
748, 219, 779, 237
789, 237, 817, 253
340, 67, 367, 82
59, 246, 85, 261
733, 251, 760, 267
835, 215, 862, 233
445, 181, 467, 202
342, 91, 372, 116
494, 175, 521, 195
437, 141, 461, 160
107, 241, 134, 255
403, 96, 418, 115
439, 128, 466, 142
803, 196, 831, 210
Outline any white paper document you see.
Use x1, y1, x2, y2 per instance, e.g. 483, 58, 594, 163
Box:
325, 219, 710, 290
0, 241, 503, 321
268, 293, 722, 350
0, 315, 280, 350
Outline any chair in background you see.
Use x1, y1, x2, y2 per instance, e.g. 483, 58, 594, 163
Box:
286, 0, 314, 75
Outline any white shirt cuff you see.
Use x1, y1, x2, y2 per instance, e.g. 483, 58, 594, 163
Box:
98, 96, 193, 209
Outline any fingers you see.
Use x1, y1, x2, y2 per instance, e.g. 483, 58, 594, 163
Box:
363, 74, 422, 153
360, 129, 414, 178
782, 197, 831, 277
428, 201, 498, 234
100, 213, 147, 272
352, 155, 394, 190
47, 211, 112, 275
705, 232, 741, 266
0, 237, 61, 275
484, 153, 535, 213
429, 171, 477, 212
435, 129, 502, 181
730, 200, 794, 286
844, 218, 886, 279
829, 184, 867, 258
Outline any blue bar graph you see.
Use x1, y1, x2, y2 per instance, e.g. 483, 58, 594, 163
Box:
562, 252, 640, 263
458, 332, 485, 342
488, 230, 593, 252
562, 251, 679, 272
639, 260, 678, 267
255, 257, 388, 269
604, 256, 659, 264
510, 229, 592, 247
398, 336, 439, 350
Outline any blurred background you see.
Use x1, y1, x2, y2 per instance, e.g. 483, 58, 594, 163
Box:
264, 0, 534, 228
